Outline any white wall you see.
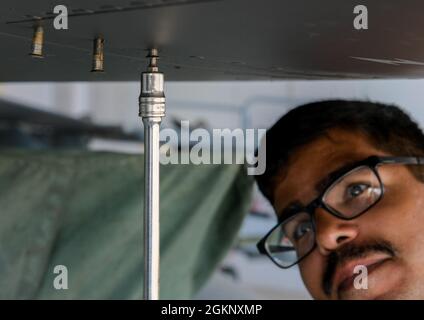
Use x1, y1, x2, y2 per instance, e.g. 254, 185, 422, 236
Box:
2, 79, 424, 132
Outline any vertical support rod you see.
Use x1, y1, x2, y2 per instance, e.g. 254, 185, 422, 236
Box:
143, 118, 161, 300
139, 48, 165, 300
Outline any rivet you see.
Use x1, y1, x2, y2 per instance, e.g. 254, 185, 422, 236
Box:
30, 24, 44, 58
91, 37, 105, 72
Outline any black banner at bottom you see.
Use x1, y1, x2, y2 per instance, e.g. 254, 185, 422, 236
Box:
1, 300, 419, 318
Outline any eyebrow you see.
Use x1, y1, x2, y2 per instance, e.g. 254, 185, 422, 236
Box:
276, 158, 361, 221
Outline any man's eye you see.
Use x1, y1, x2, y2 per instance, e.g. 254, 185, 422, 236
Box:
346, 183, 369, 198
293, 221, 312, 241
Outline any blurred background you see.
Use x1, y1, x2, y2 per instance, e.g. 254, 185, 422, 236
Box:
2, 79, 424, 299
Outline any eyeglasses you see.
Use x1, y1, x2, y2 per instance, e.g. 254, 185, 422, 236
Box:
257, 156, 424, 269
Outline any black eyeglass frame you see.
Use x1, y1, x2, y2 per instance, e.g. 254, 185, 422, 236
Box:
257, 155, 424, 269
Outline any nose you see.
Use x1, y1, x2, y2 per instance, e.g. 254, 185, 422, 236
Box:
314, 207, 359, 255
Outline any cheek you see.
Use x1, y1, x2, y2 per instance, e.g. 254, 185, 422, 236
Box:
362, 175, 424, 296
365, 170, 424, 276
298, 250, 328, 299
374, 176, 424, 250
394, 186, 424, 264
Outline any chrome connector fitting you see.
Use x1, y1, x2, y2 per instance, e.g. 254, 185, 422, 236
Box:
139, 49, 166, 119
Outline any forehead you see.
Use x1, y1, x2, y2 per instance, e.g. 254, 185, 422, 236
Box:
272, 129, 389, 215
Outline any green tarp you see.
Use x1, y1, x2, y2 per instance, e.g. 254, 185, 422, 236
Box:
0, 150, 253, 299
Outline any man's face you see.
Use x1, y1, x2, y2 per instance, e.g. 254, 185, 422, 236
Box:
272, 129, 424, 299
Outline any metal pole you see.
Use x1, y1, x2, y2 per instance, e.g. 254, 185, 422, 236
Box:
139, 49, 165, 300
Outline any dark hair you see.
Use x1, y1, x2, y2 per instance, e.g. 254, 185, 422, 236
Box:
255, 100, 424, 203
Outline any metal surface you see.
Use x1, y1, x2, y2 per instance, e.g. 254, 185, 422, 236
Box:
139, 49, 166, 300
91, 37, 104, 72
142, 117, 161, 300
29, 24, 44, 58
2, 0, 424, 81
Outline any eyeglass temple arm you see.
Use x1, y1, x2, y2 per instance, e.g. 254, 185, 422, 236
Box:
378, 156, 424, 165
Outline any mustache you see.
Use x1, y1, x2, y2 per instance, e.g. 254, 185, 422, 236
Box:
322, 239, 397, 296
